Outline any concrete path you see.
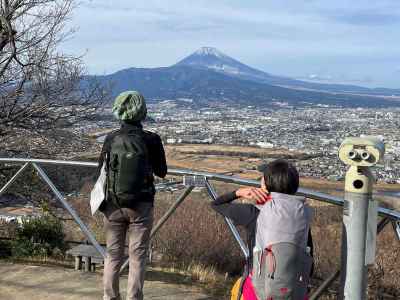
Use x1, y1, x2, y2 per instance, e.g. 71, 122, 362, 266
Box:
0, 262, 217, 300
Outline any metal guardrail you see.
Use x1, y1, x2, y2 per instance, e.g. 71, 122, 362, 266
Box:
1, 158, 398, 220
0, 157, 399, 299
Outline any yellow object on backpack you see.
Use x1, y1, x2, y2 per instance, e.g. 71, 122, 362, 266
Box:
231, 277, 244, 300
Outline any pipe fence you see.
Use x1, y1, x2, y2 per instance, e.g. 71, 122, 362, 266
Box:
0, 157, 399, 299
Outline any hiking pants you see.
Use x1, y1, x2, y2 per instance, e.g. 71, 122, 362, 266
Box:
103, 203, 153, 300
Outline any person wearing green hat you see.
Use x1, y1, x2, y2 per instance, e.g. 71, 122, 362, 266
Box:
98, 91, 167, 300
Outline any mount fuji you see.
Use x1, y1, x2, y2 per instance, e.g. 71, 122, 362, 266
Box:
87, 47, 400, 108
176, 47, 400, 96
175, 47, 272, 81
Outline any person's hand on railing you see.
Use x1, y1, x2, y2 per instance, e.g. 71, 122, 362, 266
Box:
235, 187, 271, 205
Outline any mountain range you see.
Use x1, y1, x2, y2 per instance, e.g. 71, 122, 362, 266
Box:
88, 47, 400, 108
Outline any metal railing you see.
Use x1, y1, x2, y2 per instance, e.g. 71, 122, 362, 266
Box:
0, 157, 399, 299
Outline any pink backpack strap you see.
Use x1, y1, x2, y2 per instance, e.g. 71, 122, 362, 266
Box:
242, 276, 259, 300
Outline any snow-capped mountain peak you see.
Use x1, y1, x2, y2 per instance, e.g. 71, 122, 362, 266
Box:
194, 47, 227, 58
175, 47, 269, 79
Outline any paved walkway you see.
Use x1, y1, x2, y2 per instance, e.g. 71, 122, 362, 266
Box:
0, 262, 217, 300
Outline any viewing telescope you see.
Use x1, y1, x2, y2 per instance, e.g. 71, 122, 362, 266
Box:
338, 135, 385, 300
338, 136, 385, 167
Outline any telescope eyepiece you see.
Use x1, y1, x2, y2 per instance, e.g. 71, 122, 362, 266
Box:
360, 150, 370, 161
348, 150, 358, 160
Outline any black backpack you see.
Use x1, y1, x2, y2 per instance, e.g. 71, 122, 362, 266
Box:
106, 130, 153, 207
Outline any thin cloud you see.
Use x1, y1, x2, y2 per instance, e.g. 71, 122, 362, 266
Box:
330, 12, 400, 26
63, 0, 400, 88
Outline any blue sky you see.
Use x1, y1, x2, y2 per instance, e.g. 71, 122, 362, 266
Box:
64, 0, 400, 88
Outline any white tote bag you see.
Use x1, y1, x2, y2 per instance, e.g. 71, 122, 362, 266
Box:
90, 164, 107, 215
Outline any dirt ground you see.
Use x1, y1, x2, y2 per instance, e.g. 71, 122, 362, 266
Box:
0, 262, 216, 300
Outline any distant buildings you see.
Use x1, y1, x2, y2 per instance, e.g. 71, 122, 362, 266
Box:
0, 211, 41, 224
254, 142, 274, 149
84, 103, 400, 183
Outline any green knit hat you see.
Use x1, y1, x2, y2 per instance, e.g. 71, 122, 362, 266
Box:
112, 91, 147, 122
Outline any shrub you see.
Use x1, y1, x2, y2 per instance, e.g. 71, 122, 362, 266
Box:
0, 239, 12, 257
152, 189, 244, 275
11, 214, 66, 258
0, 219, 18, 238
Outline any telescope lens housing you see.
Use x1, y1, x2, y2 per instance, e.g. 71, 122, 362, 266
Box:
348, 150, 358, 160
360, 151, 370, 161
339, 136, 385, 167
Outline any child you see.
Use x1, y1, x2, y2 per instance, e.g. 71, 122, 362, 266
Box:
211, 159, 313, 300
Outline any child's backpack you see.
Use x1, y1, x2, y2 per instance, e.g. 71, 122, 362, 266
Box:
106, 131, 153, 207
231, 277, 257, 300
250, 243, 312, 300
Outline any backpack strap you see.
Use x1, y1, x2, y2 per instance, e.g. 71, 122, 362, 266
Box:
104, 130, 122, 207
124, 129, 152, 176
104, 129, 120, 171
104, 151, 109, 195
237, 221, 257, 300
264, 246, 277, 279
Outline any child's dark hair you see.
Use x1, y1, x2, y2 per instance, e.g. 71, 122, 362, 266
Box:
263, 159, 299, 195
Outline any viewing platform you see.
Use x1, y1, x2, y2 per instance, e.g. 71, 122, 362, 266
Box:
0, 262, 215, 300
0, 157, 399, 299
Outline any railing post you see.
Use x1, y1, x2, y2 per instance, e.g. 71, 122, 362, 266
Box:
32, 163, 106, 258
310, 270, 341, 300
150, 186, 194, 239
204, 177, 250, 259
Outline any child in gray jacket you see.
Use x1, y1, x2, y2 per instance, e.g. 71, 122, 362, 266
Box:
211, 159, 313, 300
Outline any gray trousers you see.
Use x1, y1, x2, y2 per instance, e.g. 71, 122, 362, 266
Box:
103, 202, 153, 300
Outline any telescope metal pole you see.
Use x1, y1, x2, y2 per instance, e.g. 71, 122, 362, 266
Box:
339, 165, 374, 299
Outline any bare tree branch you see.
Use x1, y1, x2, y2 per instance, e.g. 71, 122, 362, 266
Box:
0, 0, 108, 140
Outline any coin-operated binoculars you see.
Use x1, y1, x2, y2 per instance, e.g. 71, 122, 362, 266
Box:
338, 136, 385, 300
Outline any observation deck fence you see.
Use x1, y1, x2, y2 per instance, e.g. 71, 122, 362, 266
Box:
0, 157, 399, 299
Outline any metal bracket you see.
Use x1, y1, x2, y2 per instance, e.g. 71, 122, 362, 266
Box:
183, 175, 207, 187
